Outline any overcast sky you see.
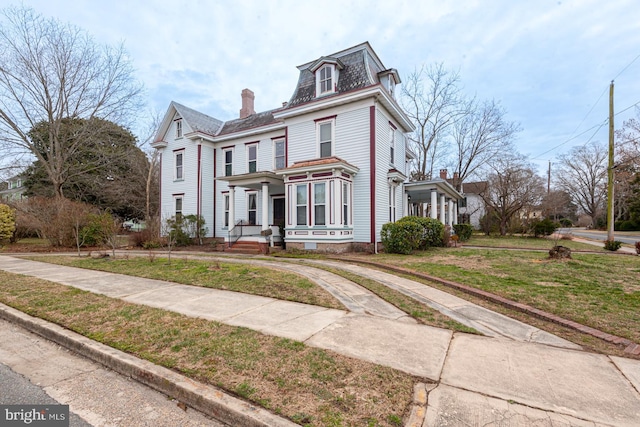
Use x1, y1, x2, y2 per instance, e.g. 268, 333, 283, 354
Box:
7, 0, 640, 174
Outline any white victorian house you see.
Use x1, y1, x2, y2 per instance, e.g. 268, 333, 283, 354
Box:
152, 42, 461, 253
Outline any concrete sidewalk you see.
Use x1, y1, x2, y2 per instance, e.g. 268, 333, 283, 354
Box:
1, 255, 640, 426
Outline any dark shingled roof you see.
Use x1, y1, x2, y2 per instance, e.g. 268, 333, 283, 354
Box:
217, 109, 281, 136
462, 181, 488, 195
287, 45, 382, 108
172, 102, 223, 136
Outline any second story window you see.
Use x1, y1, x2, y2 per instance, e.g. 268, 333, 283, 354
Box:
274, 139, 285, 169
174, 150, 184, 180
389, 127, 395, 164
247, 144, 258, 173
318, 120, 333, 158
176, 119, 183, 138
224, 148, 233, 176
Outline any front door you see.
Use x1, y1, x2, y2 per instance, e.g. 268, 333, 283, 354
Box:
273, 197, 285, 226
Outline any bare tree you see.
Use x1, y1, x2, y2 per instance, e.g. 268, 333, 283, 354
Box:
555, 141, 608, 228
0, 6, 143, 199
614, 109, 640, 222
401, 64, 465, 180
448, 99, 520, 190
479, 154, 545, 235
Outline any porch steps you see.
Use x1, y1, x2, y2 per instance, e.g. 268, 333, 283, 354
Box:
226, 240, 263, 255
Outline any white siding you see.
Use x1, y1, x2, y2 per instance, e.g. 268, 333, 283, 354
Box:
200, 144, 215, 237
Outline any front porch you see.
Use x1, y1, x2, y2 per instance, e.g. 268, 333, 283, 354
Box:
404, 179, 463, 226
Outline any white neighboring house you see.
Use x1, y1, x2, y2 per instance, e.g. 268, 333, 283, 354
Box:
458, 181, 487, 230
152, 42, 461, 252
0, 175, 26, 202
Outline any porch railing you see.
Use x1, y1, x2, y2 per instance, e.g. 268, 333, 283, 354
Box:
228, 220, 265, 247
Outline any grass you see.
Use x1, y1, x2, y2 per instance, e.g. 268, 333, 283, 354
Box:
466, 233, 609, 251
27, 256, 344, 310
0, 271, 417, 426
346, 245, 640, 347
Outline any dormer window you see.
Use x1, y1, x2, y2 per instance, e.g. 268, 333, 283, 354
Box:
388, 75, 396, 98
311, 58, 343, 98
319, 65, 333, 94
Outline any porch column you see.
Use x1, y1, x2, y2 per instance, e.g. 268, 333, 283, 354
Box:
448, 199, 454, 227
430, 191, 438, 219
228, 186, 236, 228
440, 194, 446, 223
453, 201, 458, 225
261, 182, 269, 231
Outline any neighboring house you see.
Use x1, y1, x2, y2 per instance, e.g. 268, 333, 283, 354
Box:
458, 180, 487, 229
0, 175, 26, 202
152, 42, 461, 252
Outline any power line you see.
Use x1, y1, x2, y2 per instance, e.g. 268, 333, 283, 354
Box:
614, 52, 640, 80
532, 119, 608, 160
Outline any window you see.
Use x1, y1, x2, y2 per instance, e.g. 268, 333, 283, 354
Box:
175, 120, 183, 138
175, 196, 183, 218
318, 121, 333, 158
223, 149, 233, 176
296, 185, 307, 226
314, 183, 326, 226
224, 194, 229, 227
174, 151, 184, 180
319, 65, 332, 94
343, 182, 349, 226
388, 75, 396, 98
274, 139, 285, 169
247, 144, 257, 173
389, 127, 395, 164
389, 185, 396, 222
248, 193, 257, 225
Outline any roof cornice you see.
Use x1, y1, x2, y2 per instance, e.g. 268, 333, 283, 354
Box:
274, 85, 414, 132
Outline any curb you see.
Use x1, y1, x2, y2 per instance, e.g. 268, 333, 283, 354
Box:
0, 303, 298, 427
332, 257, 640, 356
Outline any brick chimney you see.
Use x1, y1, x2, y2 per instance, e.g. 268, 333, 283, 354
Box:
240, 88, 255, 119
439, 169, 448, 179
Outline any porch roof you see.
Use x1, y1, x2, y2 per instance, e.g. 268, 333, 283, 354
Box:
216, 171, 284, 190
404, 179, 463, 203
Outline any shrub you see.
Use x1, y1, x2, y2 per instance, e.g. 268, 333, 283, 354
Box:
396, 216, 444, 249
0, 204, 16, 243
604, 240, 622, 251
615, 220, 640, 231
381, 221, 422, 254
532, 218, 558, 237
452, 223, 473, 241
635, 241, 640, 255
165, 214, 208, 247
558, 218, 573, 227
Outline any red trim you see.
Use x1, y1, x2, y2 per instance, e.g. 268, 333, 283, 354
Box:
172, 148, 185, 153
311, 172, 332, 178
244, 141, 259, 146
370, 105, 376, 244
221, 145, 234, 150
221, 190, 229, 194
158, 153, 162, 221
289, 174, 307, 181
284, 127, 289, 167
314, 115, 337, 123
271, 193, 285, 197
271, 135, 286, 140
388, 121, 397, 130
197, 145, 202, 219
308, 182, 312, 225
172, 192, 185, 196
213, 149, 217, 236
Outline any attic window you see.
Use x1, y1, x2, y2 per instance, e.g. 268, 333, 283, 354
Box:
176, 119, 183, 138
315, 64, 337, 96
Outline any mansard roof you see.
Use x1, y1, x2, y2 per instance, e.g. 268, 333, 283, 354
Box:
286, 41, 387, 108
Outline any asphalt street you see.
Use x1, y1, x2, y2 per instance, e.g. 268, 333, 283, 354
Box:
0, 362, 92, 427
561, 227, 640, 245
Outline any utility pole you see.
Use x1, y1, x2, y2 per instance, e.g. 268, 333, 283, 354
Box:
606, 81, 615, 241
547, 161, 551, 194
